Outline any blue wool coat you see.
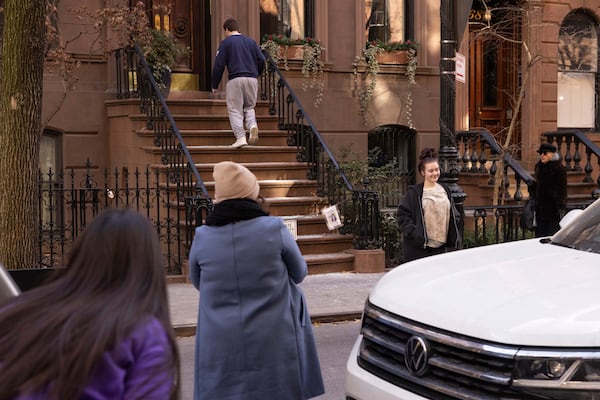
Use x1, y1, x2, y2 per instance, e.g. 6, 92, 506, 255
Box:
188, 216, 324, 400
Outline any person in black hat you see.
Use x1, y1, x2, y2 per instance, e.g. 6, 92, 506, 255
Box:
532, 142, 567, 237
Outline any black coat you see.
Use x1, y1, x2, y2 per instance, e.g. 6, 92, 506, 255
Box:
397, 183, 462, 262
533, 160, 567, 223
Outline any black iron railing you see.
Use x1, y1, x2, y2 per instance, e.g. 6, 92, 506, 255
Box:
259, 51, 382, 249
463, 202, 591, 248
542, 130, 600, 197
38, 161, 190, 274
113, 45, 213, 256
457, 128, 535, 202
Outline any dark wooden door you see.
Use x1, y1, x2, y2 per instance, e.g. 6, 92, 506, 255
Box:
468, 1, 521, 147
469, 30, 508, 135
150, 0, 211, 90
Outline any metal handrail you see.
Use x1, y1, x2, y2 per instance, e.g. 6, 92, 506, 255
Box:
542, 130, 600, 191
260, 51, 383, 249
458, 128, 534, 185
260, 50, 354, 191
457, 128, 534, 201
132, 45, 209, 197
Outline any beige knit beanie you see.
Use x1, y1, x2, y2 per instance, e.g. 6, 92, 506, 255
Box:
213, 161, 260, 203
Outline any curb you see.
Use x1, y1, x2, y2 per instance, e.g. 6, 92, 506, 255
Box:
173, 311, 363, 337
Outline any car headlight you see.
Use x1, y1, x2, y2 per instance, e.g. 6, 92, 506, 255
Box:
513, 351, 600, 399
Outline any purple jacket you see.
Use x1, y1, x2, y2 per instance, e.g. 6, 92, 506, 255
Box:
14, 317, 175, 400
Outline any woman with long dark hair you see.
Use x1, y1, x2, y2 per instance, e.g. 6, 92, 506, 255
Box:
0, 208, 180, 400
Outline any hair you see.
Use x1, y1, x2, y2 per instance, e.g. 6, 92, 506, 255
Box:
0, 208, 180, 400
223, 18, 239, 32
418, 147, 439, 174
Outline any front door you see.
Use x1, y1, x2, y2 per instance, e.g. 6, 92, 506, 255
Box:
149, 0, 212, 90
468, 0, 521, 148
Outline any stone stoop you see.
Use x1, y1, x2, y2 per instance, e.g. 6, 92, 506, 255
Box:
130, 94, 359, 275
460, 169, 598, 207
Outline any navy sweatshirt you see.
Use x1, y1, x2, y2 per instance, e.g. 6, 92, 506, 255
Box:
211, 34, 266, 90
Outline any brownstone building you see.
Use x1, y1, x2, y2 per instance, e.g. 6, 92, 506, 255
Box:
39, 0, 600, 180
28, 0, 600, 273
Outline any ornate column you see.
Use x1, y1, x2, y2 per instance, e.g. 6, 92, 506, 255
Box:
439, 0, 468, 216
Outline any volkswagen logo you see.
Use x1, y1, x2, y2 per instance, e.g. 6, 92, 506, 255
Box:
404, 336, 430, 376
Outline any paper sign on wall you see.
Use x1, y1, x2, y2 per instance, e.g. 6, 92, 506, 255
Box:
322, 205, 343, 231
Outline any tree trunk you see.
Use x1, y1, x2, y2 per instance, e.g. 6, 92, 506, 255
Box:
0, 0, 46, 269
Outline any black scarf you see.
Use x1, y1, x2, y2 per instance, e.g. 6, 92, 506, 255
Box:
206, 199, 269, 226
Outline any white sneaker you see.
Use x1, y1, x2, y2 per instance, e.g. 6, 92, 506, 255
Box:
231, 137, 248, 148
248, 126, 259, 145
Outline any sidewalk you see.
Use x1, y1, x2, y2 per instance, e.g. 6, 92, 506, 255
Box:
168, 271, 386, 336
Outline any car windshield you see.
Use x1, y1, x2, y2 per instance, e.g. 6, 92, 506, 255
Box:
552, 199, 600, 254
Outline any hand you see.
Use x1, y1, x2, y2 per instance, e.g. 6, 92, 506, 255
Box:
211, 88, 218, 94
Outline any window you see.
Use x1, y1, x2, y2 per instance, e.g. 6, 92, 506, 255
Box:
260, 0, 314, 40
39, 130, 63, 233
40, 132, 61, 175
557, 11, 598, 129
365, 0, 411, 43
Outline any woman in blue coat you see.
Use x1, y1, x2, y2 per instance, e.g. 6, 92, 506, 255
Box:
189, 161, 325, 400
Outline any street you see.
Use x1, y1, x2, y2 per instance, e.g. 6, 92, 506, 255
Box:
176, 319, 362, 399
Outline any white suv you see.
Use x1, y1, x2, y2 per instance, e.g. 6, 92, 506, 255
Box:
345, 199, 600, 400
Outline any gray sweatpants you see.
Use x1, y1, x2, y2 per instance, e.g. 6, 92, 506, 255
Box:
225, 77, 258, 139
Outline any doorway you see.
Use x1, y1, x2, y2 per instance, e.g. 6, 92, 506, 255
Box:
150, 0, 212, 90
468, 0, 521, 149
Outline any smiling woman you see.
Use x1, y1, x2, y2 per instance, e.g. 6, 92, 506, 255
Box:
396, 147, 463, 262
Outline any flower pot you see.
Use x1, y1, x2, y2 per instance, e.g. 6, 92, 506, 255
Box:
159, 69, 172, 97
285, 45, 304, 60
376, 50, 409, 65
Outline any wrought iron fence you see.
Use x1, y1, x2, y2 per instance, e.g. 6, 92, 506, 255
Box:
38, 161, 211, 274
456, 128, 534, 202
378, 201, 594, 268
259, 51, 382, 249
542, 130, 600, 197
463, 202, 592, 248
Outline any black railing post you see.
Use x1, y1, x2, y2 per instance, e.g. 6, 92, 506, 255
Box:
440, 0, 468, 234
352, 187, 382, 250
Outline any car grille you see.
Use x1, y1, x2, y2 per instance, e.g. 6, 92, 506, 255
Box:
358, 301, 549, 400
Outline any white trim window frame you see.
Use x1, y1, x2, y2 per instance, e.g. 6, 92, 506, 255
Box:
557, 10, 599, 129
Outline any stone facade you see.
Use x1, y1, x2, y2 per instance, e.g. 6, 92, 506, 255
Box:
40, 1, 600, 182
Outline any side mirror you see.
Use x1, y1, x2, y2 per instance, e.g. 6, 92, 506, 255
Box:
0, 264, 21, 304
559, 209, 584, 229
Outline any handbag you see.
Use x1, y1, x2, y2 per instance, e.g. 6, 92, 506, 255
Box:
521, 199, 536, 231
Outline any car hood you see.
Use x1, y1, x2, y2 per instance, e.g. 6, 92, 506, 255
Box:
369, 239, 600, 347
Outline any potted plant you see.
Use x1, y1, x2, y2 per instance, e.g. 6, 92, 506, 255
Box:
73, 2, 188, 94
261, 34, 325, 107
352, 39, 418, 126
261, 34, 316, 68
138, 28, 189, 92
369, 39, 418, 64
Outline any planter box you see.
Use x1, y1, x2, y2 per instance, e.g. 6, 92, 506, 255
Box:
285, 45, 304, 60
376, 50, 408, 65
